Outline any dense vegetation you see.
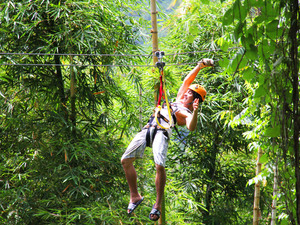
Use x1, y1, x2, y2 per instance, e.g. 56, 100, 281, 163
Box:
0, 0, 299, 224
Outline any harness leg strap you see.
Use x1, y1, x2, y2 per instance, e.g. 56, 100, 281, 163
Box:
152, 126, 158, 143
146, 125, 159, 147
146, 128, 151, 147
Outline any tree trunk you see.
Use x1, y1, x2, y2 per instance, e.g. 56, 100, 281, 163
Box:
70, 54, 76, 138
271, 153, 278, 225
253, 146, 262, 225
54, 54, 68, 121
289, 0, 300, 223
203, 133, 218, 224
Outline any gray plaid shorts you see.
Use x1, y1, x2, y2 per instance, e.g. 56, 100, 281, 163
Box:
121, 127, 172, 167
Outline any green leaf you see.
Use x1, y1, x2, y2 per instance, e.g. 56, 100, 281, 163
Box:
217, 37, 229, 51
259, 154, 268, 164
189, 26, 198, 35
238, 0, 248, 22
242, 67, 255, 82
233, 0, 241, 18
266, 20, 279, 32
249, 0, 264, 7
264, 126, 281, 137
254, 14, 265, 24
239, 55, 248, 68
186, 34, 195, 43
0, 75, 14, 82
254, 85, 266, 99
234, 21, 245, 39
245, 44, 258, 60
200, 0, 210, 4
266, 20, 281, 40
258, 39, 275, 59
219, 58, 230, 68
245, 33, 255, 46
265, 3, 278, 21
222, 8, 233, 25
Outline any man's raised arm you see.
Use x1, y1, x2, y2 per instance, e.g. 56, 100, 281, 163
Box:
176, 59, 214, 102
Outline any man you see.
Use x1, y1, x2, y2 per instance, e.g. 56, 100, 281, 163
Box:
121, 58, 214, 221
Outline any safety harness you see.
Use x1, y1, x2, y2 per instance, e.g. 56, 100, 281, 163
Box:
144, 51, 180, 147
144, 104, 177, 147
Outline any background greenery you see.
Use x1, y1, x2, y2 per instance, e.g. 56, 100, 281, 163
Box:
0, 0, 299, 224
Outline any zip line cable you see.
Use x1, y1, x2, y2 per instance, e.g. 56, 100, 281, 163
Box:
0, 47, 238, 67
0, 62, 218, 67
0, 47, 240, 57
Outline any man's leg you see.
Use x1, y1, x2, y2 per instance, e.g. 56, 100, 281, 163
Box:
150, 129, 169, 220
121, 157, 143, 209
150, 163, 166, 220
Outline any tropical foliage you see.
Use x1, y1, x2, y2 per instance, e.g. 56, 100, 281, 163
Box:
0, 0, 299, 224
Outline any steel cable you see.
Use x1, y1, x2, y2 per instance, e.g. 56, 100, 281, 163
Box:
0, 47, 239, 67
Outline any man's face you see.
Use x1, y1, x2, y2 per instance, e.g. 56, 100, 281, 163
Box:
183, 89, 194, 104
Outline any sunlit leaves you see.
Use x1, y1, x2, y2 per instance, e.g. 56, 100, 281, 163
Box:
222, 0, 248, 26
221, 0, 299, 223
0, 0, 150, 224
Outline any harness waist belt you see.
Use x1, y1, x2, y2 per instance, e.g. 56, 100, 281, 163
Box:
144, 124, 169, 147
143, 124, 166, 130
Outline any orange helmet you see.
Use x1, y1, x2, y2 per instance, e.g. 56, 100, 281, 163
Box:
189, 84, 207, 102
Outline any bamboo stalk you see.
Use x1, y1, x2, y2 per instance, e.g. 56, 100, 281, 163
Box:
150, 0, 165, 224
150, 0, 159, 65
253, 146, 263, 225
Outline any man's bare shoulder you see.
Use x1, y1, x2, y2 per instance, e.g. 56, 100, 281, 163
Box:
174, 105, 192, 126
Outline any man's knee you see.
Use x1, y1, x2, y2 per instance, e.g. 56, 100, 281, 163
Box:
121, 157, 135, 167
155, 164, 165, 172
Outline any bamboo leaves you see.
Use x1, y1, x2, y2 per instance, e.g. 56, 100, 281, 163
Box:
0, 0, 149, 224
221, 0, 300, 223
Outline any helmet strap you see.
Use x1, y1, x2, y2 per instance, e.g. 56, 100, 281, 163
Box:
187, 100, 194, 105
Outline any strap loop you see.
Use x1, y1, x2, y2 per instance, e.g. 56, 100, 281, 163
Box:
155, 106, 170, 129
155, 51, 174, 129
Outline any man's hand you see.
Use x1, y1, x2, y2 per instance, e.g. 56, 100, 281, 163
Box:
184, 98, 200, 131
193, 98, 199, 112
198, 58, 214, 67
